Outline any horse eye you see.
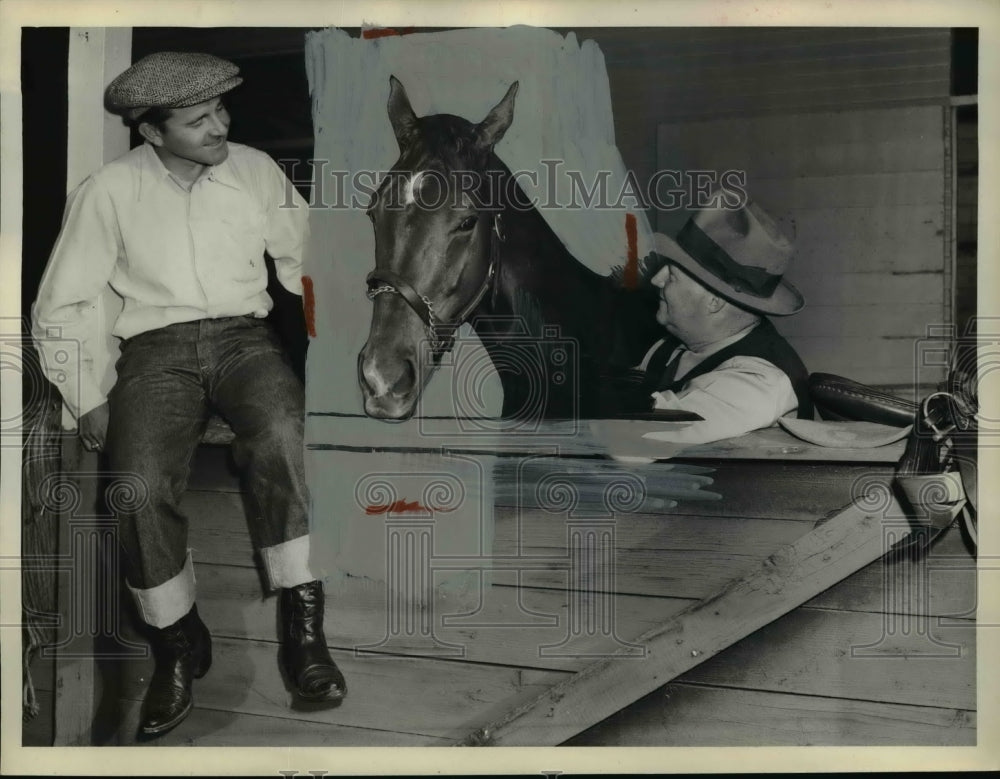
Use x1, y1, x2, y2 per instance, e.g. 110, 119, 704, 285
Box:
457, 215, 478, 232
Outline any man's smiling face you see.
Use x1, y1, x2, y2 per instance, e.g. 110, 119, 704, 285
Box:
145, 97, 232, 172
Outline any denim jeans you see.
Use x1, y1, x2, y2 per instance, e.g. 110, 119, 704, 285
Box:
107, 316, 309, 590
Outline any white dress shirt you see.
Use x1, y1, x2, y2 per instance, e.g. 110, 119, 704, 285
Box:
637, 323, 798, 445
31, 141, 309, 420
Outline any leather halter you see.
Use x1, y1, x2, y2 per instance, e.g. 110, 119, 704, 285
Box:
366, 213, 505, 356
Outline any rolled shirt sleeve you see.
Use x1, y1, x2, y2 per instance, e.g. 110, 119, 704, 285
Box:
31, 176, 121, 421
643, 356, 798, 445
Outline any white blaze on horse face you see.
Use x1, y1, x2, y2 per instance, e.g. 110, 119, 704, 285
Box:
403, 170, 426, 206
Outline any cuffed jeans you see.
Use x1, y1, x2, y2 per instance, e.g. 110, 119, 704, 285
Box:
107, 316, 313, 627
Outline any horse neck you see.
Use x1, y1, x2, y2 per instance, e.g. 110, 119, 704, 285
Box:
477, 167, 606, 342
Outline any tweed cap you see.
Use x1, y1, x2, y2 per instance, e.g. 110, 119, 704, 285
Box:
104, 52, 242, 121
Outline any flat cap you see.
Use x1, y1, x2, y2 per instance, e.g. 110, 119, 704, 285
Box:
104, 51, 243, 121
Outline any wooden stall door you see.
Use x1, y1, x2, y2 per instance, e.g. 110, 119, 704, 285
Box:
657, 106, 948, 394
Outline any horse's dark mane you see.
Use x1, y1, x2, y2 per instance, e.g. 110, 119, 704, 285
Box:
469, 146, 662, 417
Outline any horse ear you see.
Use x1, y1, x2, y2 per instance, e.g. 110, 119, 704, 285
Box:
475, 81, 518, 152
387, 75, 419, 149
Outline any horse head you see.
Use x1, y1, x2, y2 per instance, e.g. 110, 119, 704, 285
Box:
359, 76, 518, 420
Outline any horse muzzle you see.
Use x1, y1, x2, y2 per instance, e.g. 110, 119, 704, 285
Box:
358, 345, 420, 420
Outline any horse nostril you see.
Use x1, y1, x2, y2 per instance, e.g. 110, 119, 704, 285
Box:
390, 358, 416, 396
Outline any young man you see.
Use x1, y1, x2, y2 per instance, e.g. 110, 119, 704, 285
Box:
31, 52, 345, 739
636, 198, 813, 444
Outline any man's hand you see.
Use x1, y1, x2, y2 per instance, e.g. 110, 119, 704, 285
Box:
79, 403, 110, 453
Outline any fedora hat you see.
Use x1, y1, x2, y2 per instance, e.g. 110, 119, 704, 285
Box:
651, 199, 804, 316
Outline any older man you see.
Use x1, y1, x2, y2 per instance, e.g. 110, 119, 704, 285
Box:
31, 52, 345, 739
636, 199, 813, 444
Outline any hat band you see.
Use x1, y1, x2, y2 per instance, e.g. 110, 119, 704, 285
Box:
676, 220, 782, 298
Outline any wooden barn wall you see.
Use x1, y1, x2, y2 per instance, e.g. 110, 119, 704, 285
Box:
656, 106, 946, 388
584, 27, 953, 208
581, 26, 954, 391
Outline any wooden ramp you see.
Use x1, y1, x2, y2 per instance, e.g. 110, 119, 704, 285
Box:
41, 421, 977, 747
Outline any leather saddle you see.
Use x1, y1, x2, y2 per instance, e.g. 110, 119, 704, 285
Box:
808, 372, 916, 427
808, 371, 977, 554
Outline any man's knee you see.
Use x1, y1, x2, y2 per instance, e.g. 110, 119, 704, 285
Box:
239, 402, 304, 458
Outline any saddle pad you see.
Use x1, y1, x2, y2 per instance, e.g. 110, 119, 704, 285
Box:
779, 418, 912, 448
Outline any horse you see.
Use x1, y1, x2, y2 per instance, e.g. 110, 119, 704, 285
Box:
358, 76, 664, 423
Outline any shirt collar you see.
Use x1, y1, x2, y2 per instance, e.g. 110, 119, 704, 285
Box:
688, 320, 761, 359
138, 141, 243, 194
204, 152, 243, 190
139, 141, 173, 179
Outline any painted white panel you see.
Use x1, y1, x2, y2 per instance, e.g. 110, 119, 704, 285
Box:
303, 28, 638, 592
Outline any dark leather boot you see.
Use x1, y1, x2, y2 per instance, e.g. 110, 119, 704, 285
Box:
280, 581, 347, 704
138, 604, 212, 738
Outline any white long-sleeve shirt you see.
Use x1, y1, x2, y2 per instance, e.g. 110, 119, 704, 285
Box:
637, 323, 798, 445
31, 141, 309, 421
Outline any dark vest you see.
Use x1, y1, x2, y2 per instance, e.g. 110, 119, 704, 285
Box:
641, 319, 813, 419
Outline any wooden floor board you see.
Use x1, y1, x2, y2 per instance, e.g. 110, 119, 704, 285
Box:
182, 560, 975, 713
91, 439, 972, 747
184, 488, 975, 613
568, 682, 976, 746
111, 635, 565, 741
807, 526, 976, 616
116, 699, 448, 746
679, 606, 976, 710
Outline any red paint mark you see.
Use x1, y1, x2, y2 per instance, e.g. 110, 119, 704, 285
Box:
365, 500, 455, 515
302, 275, 316, 338
624, 213, 639, 290
362, 26, 416, 39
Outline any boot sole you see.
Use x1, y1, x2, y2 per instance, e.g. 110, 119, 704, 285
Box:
295, 686, 346, 703
138, 698, 194, 737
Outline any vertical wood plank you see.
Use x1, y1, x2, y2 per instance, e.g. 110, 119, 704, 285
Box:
52, 26, 132, 747
53, 441, 99, 745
